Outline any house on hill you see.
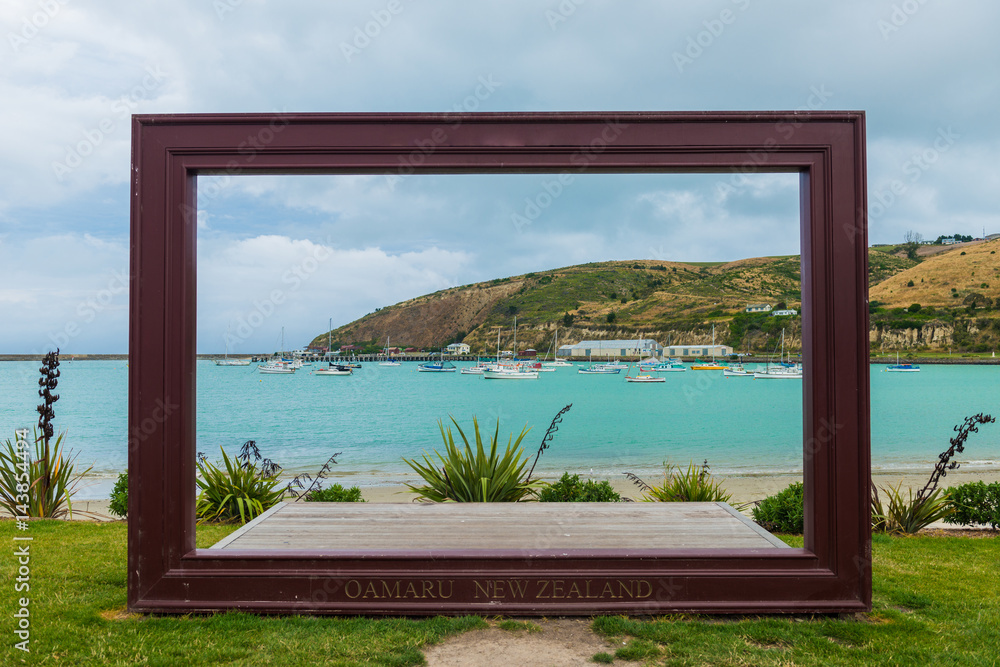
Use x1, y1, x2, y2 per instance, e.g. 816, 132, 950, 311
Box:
446, 342, 470, 355
746, 303, 772, 313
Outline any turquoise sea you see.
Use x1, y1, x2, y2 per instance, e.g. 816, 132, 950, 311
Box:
1, 360, 998, 498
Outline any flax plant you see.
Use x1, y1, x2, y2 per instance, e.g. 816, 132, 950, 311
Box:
0, 350, 92, 518
626, 460, 732, 503
196, 443, 284, 524
403, 416, 542, 502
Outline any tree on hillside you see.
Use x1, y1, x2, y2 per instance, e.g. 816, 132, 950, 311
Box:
903, 230, 923, 244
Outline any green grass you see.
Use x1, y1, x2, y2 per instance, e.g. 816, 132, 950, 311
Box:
590, 532, 1000, 666
0, 521, 486, 666
2, 522, 998, 665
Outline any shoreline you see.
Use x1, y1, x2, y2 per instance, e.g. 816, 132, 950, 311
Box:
64, 469, 1000, 521
3, 354, 1000, 365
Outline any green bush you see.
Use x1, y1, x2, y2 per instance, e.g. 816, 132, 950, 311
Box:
305, 483, 365, 502
945, 481, 1000, 528
538, 473, 621, 502
752, 482, 804, 533
403, 416, 541, 502
108, 471, 128, 518
196, 446, 284, 524
642, 461, 731, 503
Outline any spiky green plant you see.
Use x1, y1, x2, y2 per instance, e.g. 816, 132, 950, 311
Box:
628, 460, 732, 503
0, 429, 91, 518
196, 447, 284, 524
871, 482, 953, 534
403, 416, 541, 502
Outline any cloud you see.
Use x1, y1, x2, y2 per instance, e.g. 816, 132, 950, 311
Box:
3, 1, 1000, 350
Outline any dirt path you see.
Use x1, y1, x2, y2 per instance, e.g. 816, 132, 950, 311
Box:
424, 618, 641, 667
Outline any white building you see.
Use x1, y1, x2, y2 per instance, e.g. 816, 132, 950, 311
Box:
445, 343, 470, 355
557, 339, 663, 359
665, 344, 734, 358
745, 303, 772, 313
771, 309, 798, 317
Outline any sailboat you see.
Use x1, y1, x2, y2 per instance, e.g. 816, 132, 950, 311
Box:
258, 327, 297, 373
886, 352, 920, 372
753, 329, 802, 379
215, 325, 250, 366
690, 324, 728, 370
483, 317, 538, 379
578, 341, 620, 374
542, 327, 574, 367
625, 364, 665, 383
378, 336, 401, 367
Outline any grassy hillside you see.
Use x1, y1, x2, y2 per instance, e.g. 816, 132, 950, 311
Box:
310, 245, 1000, 355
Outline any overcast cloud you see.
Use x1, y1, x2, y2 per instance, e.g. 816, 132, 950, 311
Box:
1, 0, 998, 352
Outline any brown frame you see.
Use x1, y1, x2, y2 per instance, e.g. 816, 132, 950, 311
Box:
128, 111, 871, 614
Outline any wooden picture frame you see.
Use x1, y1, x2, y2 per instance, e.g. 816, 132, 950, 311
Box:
128, 111, 871, 614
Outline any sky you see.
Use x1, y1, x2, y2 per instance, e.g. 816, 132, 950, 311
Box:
1, 1, 998, 354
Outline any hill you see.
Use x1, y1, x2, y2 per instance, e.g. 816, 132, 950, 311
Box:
311, 249, 949, 355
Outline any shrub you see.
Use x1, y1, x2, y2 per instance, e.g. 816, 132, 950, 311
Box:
606, 311, 616, 323
403, 416, 541, 502
196, 441, 284, 524
945, 481, 1000, 528
909, 303, 922, 313
305, 483, 365, 502
907, 280, 915, 287
538, 473, 621, 502
627, 461, 732, 503
752, 482, 804, 533
108, 471, 128, 518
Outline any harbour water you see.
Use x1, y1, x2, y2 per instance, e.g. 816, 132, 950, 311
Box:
1, 360, 998, 498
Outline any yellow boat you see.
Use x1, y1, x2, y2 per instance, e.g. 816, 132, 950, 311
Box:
690, 362, 728, 370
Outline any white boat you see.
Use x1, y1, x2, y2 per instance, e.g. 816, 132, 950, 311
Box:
753, 330, 802, 379
417, 359, 456, 372
641, 359, 686, 372
379, 336, 401, 367
215, 357, 250, 367
483, 366, 538, 379
314, 363, 352, 376
886, 352, 920, 372
215, 326, 251, 366
723, 363, 754, 378
625, 366, 665, 383
258, 360, 296, 374
542, 327, 574, 367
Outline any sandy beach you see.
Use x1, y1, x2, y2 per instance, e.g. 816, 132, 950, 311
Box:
64, 469, 1000, 523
